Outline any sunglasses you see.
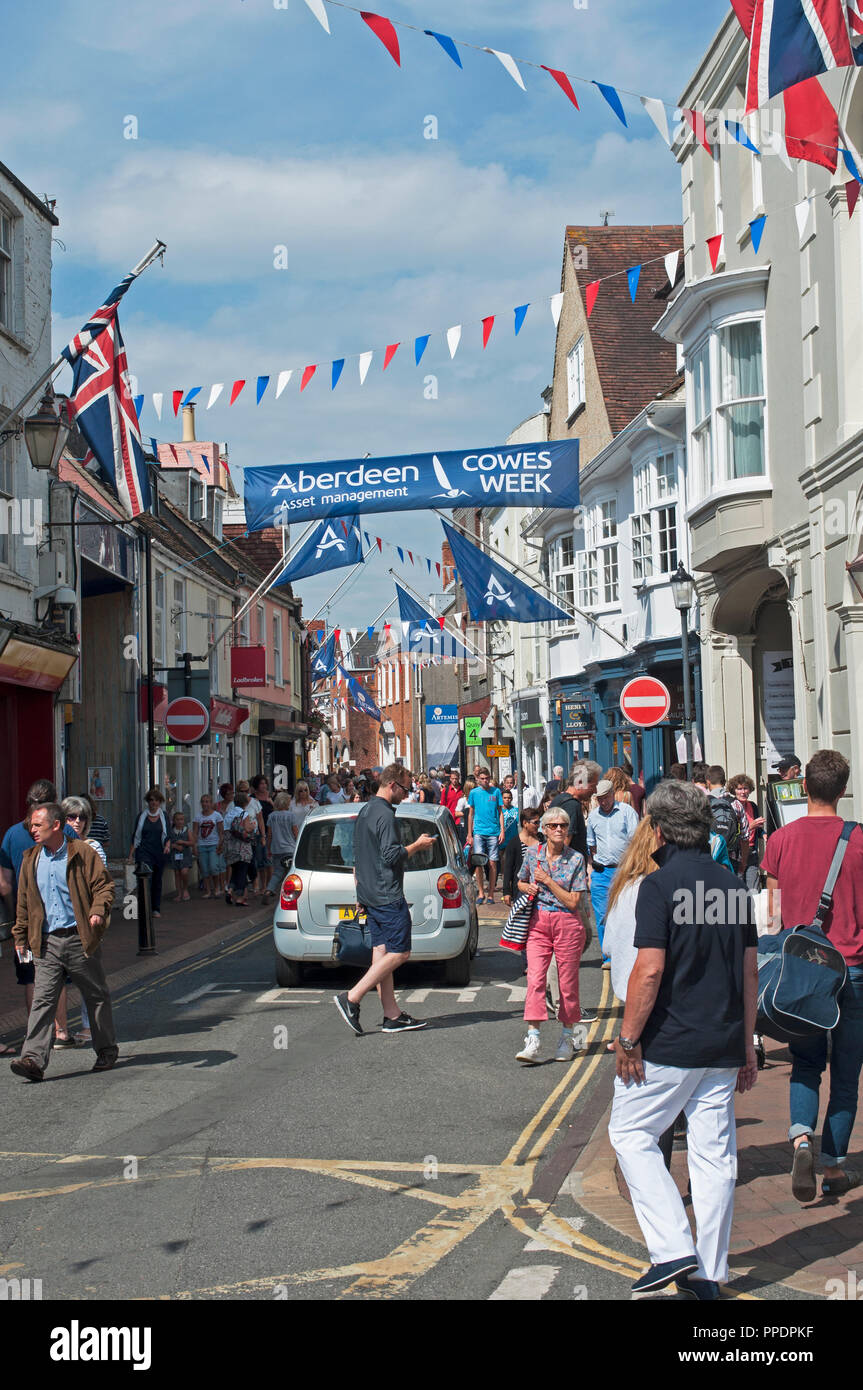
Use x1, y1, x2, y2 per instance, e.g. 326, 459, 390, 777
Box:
546, 822, 568, 829
66, 813, 86, 822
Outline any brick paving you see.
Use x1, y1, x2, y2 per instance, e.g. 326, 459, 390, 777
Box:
577, 1035, 863, 1297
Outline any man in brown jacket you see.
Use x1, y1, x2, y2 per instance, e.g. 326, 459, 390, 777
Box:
11, 803, 118, 1082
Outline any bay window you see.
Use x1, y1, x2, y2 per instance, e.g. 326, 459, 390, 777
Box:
688, 317, 766, 500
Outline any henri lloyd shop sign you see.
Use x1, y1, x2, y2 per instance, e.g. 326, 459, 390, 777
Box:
244, 441, 580, 530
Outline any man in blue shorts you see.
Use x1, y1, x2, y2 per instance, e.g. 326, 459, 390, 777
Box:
466, 767, 504, 904
334, 764, 436, 1036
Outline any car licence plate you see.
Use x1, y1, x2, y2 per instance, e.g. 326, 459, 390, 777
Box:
338, 906, 367, 924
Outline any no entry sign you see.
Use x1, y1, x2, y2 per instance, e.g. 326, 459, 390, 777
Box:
164, 696, 210, 744
619, 676, 671, 728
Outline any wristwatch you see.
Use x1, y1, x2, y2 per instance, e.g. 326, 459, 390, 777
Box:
618, 1035, 639, 1052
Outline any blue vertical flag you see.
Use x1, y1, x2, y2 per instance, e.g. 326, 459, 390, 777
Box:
273, 514, 363, 585
441, 521, 572, 623
395, 583, 473, 659
310, 632, 337, 680
337, 664, 382, 721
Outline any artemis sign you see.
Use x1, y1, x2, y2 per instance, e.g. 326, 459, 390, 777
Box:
243, 441, 580, 530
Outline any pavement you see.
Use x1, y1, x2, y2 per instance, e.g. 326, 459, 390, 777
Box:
1, 887, 860, 1300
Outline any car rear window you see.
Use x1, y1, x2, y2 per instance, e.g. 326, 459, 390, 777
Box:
294, 816, 448, 873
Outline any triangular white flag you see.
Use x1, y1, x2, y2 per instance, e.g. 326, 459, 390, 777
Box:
663, 251, 680, 288
550, 292, 564, 327
795, 196, 812, 241
640, 95, 670, 145
276, 370, 293, 399
358, 351, 373, 384
207, 383, 223, 409
302, 0, 331, 33
152, 392, 163, 421
446, 325, 462, 359
485, 48, 526, 90
350, 628, 358, 642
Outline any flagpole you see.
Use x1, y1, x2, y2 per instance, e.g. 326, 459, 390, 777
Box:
431, 506, 635, 655
307, 546, 376, 624
206, 515, 322, 655
0, 241, 167, 430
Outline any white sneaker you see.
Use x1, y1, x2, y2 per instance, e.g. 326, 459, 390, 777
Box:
555, 1030, 579, 1062
516, 1031, 541, 1064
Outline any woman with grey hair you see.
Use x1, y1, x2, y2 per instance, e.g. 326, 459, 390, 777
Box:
515, 805, 589, 1064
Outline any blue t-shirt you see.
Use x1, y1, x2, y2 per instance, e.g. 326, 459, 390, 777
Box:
0, 820, 76, 885
502, 806, 519, 845
468, 785, 504, 837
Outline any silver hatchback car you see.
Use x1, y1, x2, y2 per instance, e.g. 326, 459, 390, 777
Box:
272, 802, 482, 987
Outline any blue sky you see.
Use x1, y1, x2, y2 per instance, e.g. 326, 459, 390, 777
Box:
3, 0, 728, 624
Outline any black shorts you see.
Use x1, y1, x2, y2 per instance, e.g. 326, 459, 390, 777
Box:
367, 899, 412, 955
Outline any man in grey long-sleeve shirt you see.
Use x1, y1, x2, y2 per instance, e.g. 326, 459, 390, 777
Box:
334, 764, 435, 1036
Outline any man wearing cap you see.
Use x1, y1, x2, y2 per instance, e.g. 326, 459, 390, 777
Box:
587, 780, 638, 967
775, 755, 802, 781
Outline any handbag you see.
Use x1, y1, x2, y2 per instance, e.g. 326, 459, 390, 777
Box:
333, 913, 373, 968
500, 892, 535, 951
756, 822, 852, 1045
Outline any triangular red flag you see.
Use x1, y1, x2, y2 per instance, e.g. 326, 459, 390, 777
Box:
682, 107, 713, 157
783, 79, 838, 172
383, 622, 391, 634
360, 11, 401, 65
383, 342, 399, 369
376, 536, 383, 551
540, 66, 579, 110
847, 179, 861, 219
172, 390, 183, 416
229, 380, 246, 406
435, 562, 441, 578
333, 629, 341, 641
481, 315, 494, 348
707, 234, 723, 272
300, 364, 317, 391
438, 616, 445, 630
585, 281, 600, 317
407, 550, 413, 564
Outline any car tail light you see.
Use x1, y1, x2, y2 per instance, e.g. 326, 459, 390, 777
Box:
437, 872, 461, 909
280, 874, 303, 909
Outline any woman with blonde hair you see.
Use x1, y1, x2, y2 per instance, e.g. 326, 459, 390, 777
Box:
603, 766, 633, 806
603, 815, 660, 1004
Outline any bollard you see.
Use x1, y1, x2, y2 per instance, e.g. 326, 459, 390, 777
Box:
133, 861, 157, 955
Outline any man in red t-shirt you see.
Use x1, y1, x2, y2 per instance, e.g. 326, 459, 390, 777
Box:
761, 749, 863, 1202
440, 770, 462, 821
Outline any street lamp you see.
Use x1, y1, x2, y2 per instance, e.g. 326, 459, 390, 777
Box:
22, 387, 69, 471
670, 562, 695, 781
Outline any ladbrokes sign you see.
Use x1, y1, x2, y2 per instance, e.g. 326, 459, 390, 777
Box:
244, 441, 580, 530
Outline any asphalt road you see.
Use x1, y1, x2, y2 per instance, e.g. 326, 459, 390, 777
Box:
0, 920, 811, 1302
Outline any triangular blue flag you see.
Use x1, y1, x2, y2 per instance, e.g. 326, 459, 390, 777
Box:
426, 558, 432, 574
364, 531, 371, 547
181, 387, 203, 407
514, 303, 529, 335
593, 81, 627, 127
273, 513, 363, 586
627, 264, 641, 302
395, 582, 473, 659
440, 521, 572, 623
133, 394, 144, 419
149, 437, 159, 459
331, 358, 345, 389
424, 30, 462, 67
840, 147, 863, 183
414, 334, 430, 365
256, 375, 269, 404
725, 120, 760, 155
749, 214, 767, 253
397, 546, 404, 563
367, 626, 375, 640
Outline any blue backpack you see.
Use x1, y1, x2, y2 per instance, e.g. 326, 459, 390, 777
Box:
756, 823, 852, 1045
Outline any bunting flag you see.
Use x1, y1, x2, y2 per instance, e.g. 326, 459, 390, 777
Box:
795, 196, 813, 240
361, 11, 401, 64
841, 146, 863, 182
207, 383, 223, 409
441, 521, 571, 623
585, 280, 600, 317
707, 234, 723, 271
663, 251, 680, 289
300, 364, 317, 391
133, 394, 144, 420
541, 66, 579, 109
383, 342, 399, 369
182, 386, 202, 406
749, 213, 767, 252
640, 95, 670, 144
152, 392, 163, 420
486, 49, 526, 89
172, 390, 183, 416
682, 107, 713, 156
425, 29, 462, 67
548, 294, 563, 327
395, 582, 473, 658
229, 380, 245, 406
358, 350, 373, 384
337, 664, 382, 720
331, 358, 345, 389
481, 315, 494, 348
415, 334, 430, 365
276, 370, 293, 398
446, 325, 461, 358
593, 81, 627, 126
626, 265, 641, 302
784, 77, 838, 171
847, 179, 861, 218
726, 119, 760, 154
256, 375, 269, 404
303, 0, 331, 32
273, 513, 363, 585
512, 303, 529, 336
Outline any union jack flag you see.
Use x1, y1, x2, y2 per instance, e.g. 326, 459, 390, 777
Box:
61, 275, 151, 519
742, 0, 856, 111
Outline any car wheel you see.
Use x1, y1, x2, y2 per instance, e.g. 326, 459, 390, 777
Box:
275, 953, 304, 987
443, 940, 471, 987
468, 913, 479, 959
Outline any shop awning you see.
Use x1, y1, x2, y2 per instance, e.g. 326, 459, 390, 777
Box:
210, 698, 250, 736
0, 626, 78, 692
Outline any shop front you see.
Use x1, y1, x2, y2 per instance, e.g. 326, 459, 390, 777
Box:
0, 622, 78, 830
258, 712, 307, 792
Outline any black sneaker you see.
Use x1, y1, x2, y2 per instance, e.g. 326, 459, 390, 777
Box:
381, 1012, 427, 1033
334, 991, 363, 1035
579, 1008, 598, 1024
